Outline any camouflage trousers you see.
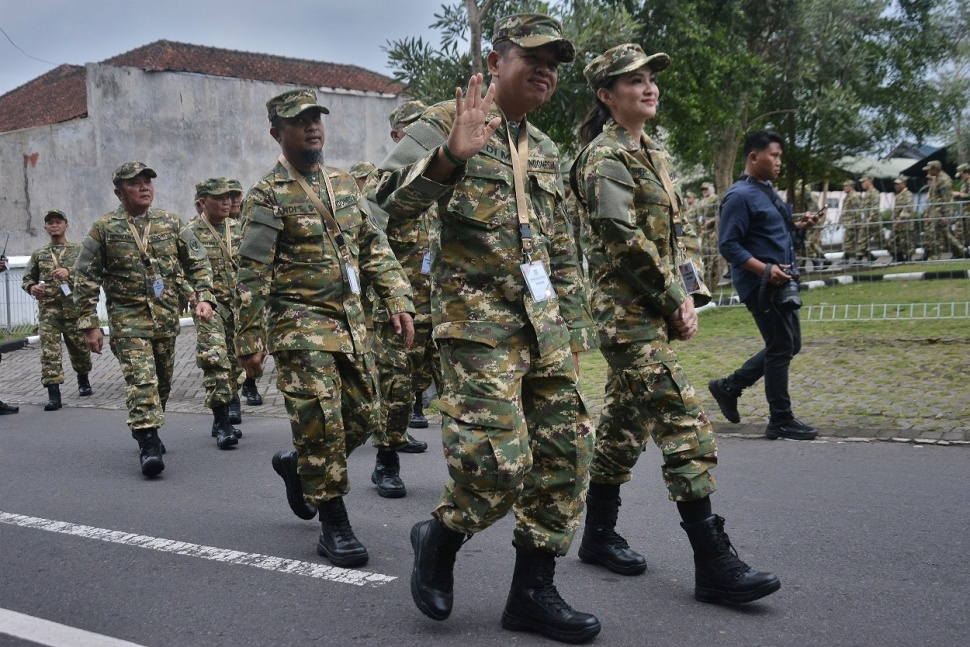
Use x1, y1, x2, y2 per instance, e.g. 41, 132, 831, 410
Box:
193, 306, 240, 408
593, 340, 718, 502
434, 330, 593, 556
889, 221, 915, 259
38, 309, 91, 386
842, 215, 868, 258
805, 225, 825, 260
701, 229, 724, 291
108, 335, 177, 431
371, 320, 441, 450
275, 349, 379, 507
920, 217, 957, 258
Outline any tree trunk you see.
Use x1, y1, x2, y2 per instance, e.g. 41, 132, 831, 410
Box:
465, 0, 486, 76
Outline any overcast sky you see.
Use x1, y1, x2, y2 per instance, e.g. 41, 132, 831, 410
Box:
0, 0, 453, 96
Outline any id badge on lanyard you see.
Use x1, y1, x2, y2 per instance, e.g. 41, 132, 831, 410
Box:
520, 260, 553, 302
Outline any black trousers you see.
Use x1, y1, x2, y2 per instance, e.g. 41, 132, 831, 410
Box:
730, 293, 802, 419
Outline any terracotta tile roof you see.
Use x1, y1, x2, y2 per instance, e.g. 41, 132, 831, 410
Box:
105, 40, 402, 94
0, 64, 87, 133
0, 40, 402, 133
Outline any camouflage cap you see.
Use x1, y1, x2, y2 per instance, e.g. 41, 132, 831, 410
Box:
685, 191, 696, 199
893, 176, 908, 184
389, 100, 427, 128
44, 209, 67, 223
957, 163, 969, 174
349, 161, 376, 179
922, 160, 942, 171
112, 161, 157, 184
860, 175, 874, 182
843, 178, 856, 187
195, 177, 232, 198
700, 181, 714, 191
224, 178, 244, 194
266, 88, 330, 122
584, 43, 670, 89
492, 13, 575, 63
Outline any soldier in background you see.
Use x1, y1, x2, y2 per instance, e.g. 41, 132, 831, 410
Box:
922, 160, 953, 259
377, 13, 600, 641
386, 99, 438, 434
697, 181, 723, 290
950, 163, 970, 256
75, 162, 216, 477
860, 175, 881, 257
22, 210, 93, 411
792, 180, 825, 265
236, 89, 414, 568
889, 176, 915, 262
841, 179, 865, 263
349, 162, 376, 193
189, 178, 244, 448
1, 257, 20, 415
224, 177, 265, 406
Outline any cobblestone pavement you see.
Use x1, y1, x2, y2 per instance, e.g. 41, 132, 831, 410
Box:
1, 324, 967, 446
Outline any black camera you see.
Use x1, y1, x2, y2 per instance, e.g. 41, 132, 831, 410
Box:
774, 267, 802, 313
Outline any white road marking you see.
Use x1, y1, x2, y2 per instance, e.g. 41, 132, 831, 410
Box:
0, 511, 395, 587
0, 607, 147, 647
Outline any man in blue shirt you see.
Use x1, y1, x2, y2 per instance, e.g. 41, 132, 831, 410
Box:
709, 130, 822, 440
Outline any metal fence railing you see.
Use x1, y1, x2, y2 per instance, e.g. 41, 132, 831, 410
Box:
1, 262, 108, 336
801, 302, 970, 322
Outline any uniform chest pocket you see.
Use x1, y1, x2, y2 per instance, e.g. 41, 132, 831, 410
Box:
631, 172, 671, 207
332, 204, 361, 256
529, 170, 562, 235
446, 160, 512, 230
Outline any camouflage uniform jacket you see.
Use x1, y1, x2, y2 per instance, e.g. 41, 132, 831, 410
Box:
862, 186, 880, 221
926, 172, 953, 219
235, 161, 413, 357
375, 100, 596, 357
842, 191, 864, 218
187, 215, 242, 309
74, 206, 214, 337
374, 198, 436, 327
893, 189, 914, 221
571, 120, 711, 347
22, 242, 82, 318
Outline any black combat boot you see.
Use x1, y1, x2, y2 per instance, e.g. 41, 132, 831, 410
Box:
409, 390, 429, 429
133, 428, 165, 477
228, 395, 242, 425
44, 384, 62, 411
501, 546, 602, 643
241, 378, 262, 406
578, 484, 647, 575
317, 496, 368, 567
77, 373, 93, 397
211, 404, 239, 449
0, 400, 19, 415
371, 449, 406, 498
400, 432, 429, 453
681, 514, 781, 604
409, 518, 467, 620
270, 450, 317, 520
708, 378, 741, 423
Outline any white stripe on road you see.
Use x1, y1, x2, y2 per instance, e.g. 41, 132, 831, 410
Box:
0, 511, 395, 587
0, 607, 147, 647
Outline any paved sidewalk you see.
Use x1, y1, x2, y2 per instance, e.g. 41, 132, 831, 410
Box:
1, 324, 967, 445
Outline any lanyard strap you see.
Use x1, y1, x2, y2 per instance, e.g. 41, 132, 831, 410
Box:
126, 217, 153, 268
202, 214, 236, 266
636, 136, 684, 260
506, 118, 533, 259
278, 154, 352, 265
49, 244, 67, 270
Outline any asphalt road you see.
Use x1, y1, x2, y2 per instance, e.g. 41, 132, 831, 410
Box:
1, 405, 966, 647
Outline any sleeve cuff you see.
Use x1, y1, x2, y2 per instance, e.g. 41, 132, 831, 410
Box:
235, 333, 266, 357
569, 325, 599, 353
77, 315, 100, 330
383, 296, 415, 316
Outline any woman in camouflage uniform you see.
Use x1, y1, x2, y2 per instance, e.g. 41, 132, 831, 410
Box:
570, 44, 779, 604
